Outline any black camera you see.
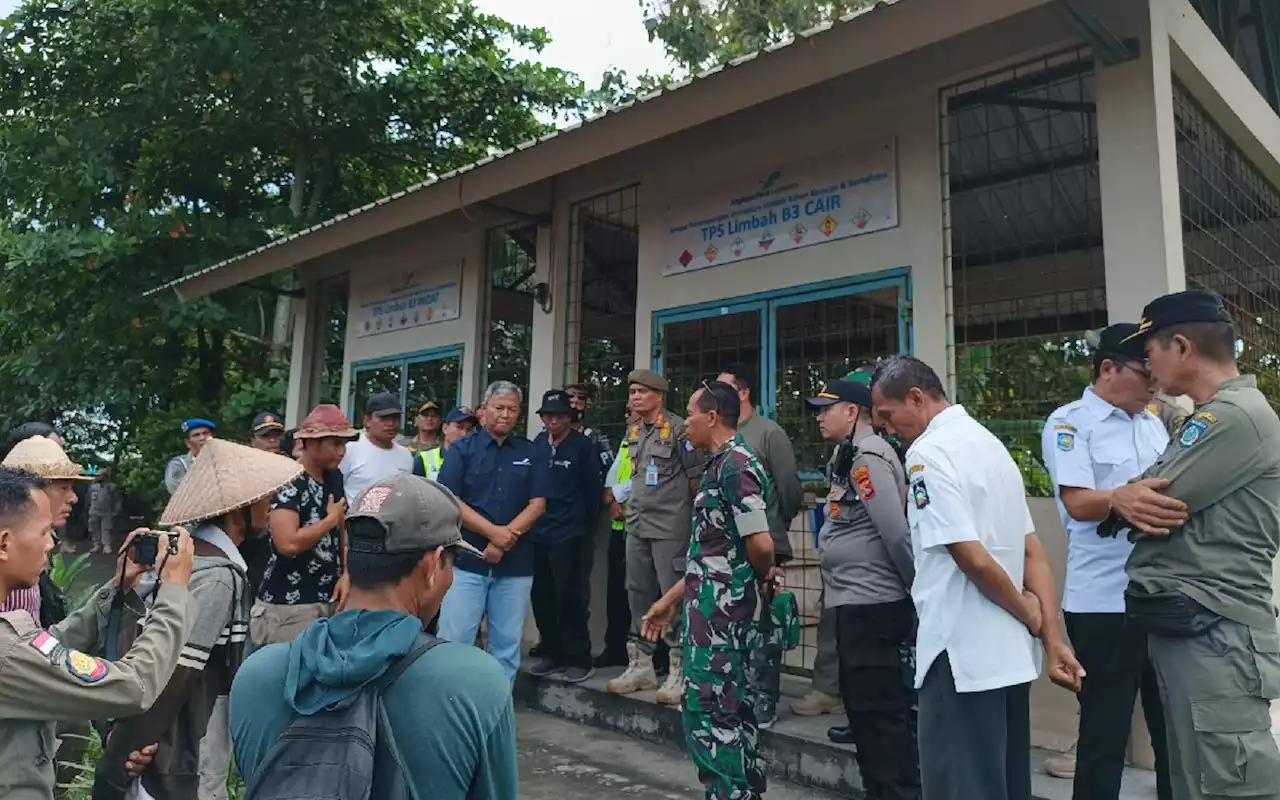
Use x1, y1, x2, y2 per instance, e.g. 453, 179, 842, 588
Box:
130, 530, 178, 566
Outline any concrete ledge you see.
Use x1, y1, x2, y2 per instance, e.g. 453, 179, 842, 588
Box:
516, 667, 1160, 799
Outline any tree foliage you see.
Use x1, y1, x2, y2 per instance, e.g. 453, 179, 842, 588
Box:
0, 0, 589, 511
641, 0, 877, 72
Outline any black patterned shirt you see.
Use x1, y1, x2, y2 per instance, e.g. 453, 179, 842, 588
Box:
260, 470, 343, 605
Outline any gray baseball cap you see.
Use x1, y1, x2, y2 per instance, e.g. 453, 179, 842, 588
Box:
347, 473, 484, 559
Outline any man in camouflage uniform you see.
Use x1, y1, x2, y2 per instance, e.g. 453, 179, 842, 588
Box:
642, 381, 776, 800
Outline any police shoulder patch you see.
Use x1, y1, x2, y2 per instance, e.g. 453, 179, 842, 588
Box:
911, 480, 930, 509
1056, 431, 1075, 452
682, 439, 695, 453
853, 464, 875, 500
65, 649, 108, 683
1179, 417, 1209, 448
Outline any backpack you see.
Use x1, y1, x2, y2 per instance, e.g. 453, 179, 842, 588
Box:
245, 632, 442, 800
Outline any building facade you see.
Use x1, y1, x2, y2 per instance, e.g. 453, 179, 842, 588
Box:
155, 0, 1280, 758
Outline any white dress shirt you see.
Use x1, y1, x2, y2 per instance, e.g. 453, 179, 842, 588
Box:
1042, 387, 1169, 614
906, 405, 1042, 693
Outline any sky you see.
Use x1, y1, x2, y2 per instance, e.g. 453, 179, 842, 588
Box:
0, 0, 675, 84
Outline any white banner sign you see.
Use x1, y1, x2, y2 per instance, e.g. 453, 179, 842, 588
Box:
355, 272, 460, 338
663, 137, 898, 276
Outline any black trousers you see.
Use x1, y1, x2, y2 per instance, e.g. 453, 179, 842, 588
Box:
1065, 612, 1173, 800
531, 532, 595, 668
603, 527, 631, 655
918, 652, 1031, 800
836, 599, 921, 800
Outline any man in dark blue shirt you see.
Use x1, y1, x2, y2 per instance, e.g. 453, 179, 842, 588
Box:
436, 381, 548, 682
527, 390, 605, 683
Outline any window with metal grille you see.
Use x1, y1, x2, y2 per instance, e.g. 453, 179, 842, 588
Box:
348, 347, 463, 430
484, 222, 537, 432
942, 48, 1106, 495
1175, 82, 1280, 406
1189, 0, 1280, 114
565, 186, 639, 448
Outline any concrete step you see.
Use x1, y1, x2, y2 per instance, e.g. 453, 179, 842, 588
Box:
515, 666, 1161, 799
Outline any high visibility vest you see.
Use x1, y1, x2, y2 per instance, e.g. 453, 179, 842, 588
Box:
611, 442, 632, 532
420, 447, 445, 481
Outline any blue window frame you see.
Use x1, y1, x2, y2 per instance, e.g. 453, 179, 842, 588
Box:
347, 345, 465, 432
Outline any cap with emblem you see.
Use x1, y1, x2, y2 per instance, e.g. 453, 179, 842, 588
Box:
182, 418, 217, 436
445, 407, 478, 425
416, 401, 441, 417
537, 389, 574, 416
348, 472, 485, 558
364, 392, 402, 418
1090, 323, 1149, 368
806, 368, 874, 409
627, 368, 669, 393
252, 411, 285, 435
1124, 290, 1233, 343
2, 436, 92, 481
160, 438, 303, 526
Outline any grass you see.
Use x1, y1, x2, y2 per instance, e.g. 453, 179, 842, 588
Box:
56, 729, 245, 800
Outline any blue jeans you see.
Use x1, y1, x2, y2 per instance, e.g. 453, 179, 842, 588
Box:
438, 569, 533, 683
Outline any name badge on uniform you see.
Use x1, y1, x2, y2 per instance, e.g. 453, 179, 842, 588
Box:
645, 464, 660, 486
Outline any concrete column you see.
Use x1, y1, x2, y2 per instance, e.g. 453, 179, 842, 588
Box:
526, 219, 570, 438
1096, 3, 1185, 322
285, 280, 320, 427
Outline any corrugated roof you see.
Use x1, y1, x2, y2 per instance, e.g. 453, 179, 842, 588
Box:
147, 0, 904, 298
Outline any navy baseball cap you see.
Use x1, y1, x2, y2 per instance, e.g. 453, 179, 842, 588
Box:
445, 407, 478, 425
1124, 290, 1233, 343
252, 412, 285, 435
364, 393, 402, 418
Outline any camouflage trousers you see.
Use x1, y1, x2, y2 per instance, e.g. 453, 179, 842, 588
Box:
682, 646, 767, 800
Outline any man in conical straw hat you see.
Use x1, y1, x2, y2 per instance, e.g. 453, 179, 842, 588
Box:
92, 438, 301, 800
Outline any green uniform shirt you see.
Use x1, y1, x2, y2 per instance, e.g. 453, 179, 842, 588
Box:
0, 582, 194, 799
1127, 375, 1280, 631
625, 411, 705, 541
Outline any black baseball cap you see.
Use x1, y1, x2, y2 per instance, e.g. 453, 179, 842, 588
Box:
806, 369, 874, 409
252, 412, 285, 435
348, 473, 484, 559
1124, 290, 1233, 343
364, 392, 402, 418
537, 389, 574, 416
1093, 324, 1148, 368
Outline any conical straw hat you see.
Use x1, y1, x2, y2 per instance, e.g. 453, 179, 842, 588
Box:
2, 436, 92, 481
160, 438, 303, 526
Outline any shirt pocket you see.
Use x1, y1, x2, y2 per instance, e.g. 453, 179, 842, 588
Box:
649, 443, 677, 474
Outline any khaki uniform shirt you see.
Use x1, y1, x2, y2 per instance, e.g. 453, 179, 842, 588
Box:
625, 411, 705, 540
1127, 375, 1280, 631
1148, 392, 1195, 437
0, 582, 194, 800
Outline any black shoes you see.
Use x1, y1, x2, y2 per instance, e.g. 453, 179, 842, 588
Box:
593, 649, 629, 668
827, 725, 855, 745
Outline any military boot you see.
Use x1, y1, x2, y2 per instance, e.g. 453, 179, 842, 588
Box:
790, 690, 843, 717
655, 648, 684, 706
606, 642, 658, 695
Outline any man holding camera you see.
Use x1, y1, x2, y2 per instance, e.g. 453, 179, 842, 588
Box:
0, 467, 197, 800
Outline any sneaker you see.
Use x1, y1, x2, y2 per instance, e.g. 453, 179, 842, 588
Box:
827, 725, 855, 745
1044, 742, 1077, 779
58, 541, 77, 555
554, 665, 595, 684
606, 643, 659, 695
593, 649, 629, 668
790, 690, 843, 717
527, 658, 560, 678
757, 711, 778, 730
654, 650, 684, 706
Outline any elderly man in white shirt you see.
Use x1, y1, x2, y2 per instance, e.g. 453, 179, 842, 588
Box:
870, 355, 1083, 800
1041, 323, 1173, 800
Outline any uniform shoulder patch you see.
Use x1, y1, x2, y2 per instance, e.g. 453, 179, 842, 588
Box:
65, 649, 108, 683
1179, 417, 1210, 447
1147, 403, 1159, 416
1052, 423, 1077, 433
628, 424, 640, 443
853, 464, 875, 500
1056, 431, 1075, 452
911, 480, 930, 509
682, 439, 695, 453
907, 463, 925, 477
30, 630, 60, 659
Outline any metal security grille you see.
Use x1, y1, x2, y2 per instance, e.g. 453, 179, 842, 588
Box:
942, 48, 1105, 495
660, 310, 761, 419
349, 350, 463, 430
1175, 82, 1280, 407
405, 356, 462, 421
566, 186, 640, 447
484, 222, 537, 429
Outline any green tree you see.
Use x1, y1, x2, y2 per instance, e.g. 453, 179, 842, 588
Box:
0, 0, 588, 511
641, 0, 876, 72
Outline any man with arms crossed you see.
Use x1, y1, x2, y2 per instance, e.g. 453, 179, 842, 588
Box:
870, 356, 1083, 800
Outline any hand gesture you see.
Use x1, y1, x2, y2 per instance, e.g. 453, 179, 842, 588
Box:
641, 598, 678, 642
1045, 640, 1086, 693
331, 572, 351, 611
114, 528, 157, 592
482, 544, 505, 564
326, 497, 348, 527
158, 527, 196, 588
1110, 478, 1187, 535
